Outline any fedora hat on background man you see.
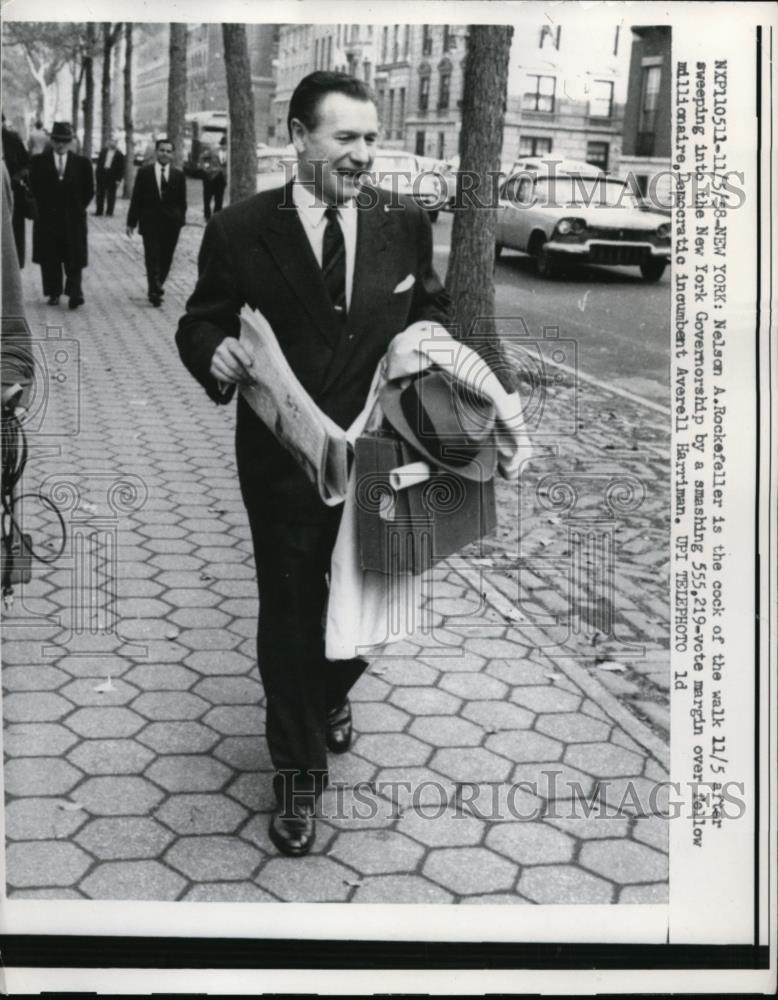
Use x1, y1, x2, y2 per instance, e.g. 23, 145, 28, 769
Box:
50, 122, 73, 142
379, 368, 498, 482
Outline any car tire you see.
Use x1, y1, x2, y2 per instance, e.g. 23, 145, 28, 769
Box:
535, 239, 559, 279
640, 259, 667, 282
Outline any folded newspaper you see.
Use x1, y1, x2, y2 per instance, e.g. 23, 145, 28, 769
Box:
238, 307, 350, 506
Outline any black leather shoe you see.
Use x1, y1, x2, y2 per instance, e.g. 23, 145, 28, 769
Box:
268, 804, 316, 857
149, 294, 162, 307
326, 698, 353, 754
68, 296, 84, 310
47, 295, 59, 305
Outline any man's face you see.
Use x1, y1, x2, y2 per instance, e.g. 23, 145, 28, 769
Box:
155, 143, 174, 166
292, 92, 378, 204
52, 138, 70, 155
108, 138, 117, 150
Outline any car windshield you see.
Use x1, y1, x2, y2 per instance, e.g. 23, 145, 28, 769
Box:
535, 176, 642, 209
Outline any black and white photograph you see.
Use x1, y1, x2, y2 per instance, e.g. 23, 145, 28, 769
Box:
0, 0, 774, 994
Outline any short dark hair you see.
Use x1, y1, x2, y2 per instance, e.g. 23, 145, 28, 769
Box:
287, 71, 374, 140
155, 137, 174, 150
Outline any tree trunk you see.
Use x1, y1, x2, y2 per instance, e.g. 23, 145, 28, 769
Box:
222, 23, 257, 204
71, 61, 84, 134
83, 23, 96, 160
123, 23, 135, 199
166, 23, 188, 169
445, 25, 516, 390
101, 24, 112, 146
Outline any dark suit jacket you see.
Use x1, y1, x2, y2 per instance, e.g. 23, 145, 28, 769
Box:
29, 149, 94, 268
96, 147, 125, 184
127, 163, 186, 236
176, 182, 451, 518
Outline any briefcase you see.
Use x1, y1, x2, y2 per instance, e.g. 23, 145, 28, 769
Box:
354, 428, 497, 575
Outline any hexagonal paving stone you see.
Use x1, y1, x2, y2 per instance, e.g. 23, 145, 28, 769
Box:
65, 707, 145, 738
120, 618, 178, 641
169, 607, 232, 630
455, 782, 545, 824
192, 676, 263, 705
145, 755, 232, 793
213, 736, 272, 772
600, 776, 669, 816
183, 650, 256, 677
80, 860, 186, 900
115, 597, 172, 619
176, 628, 242, 652
319, 785, 397, 830
4, 757, 82, 797
131, 691, 209, 722
372, 658, 439, 686
123, 664, 199, 691
66, 768, 157, 815
225, 773, 277, 813
3, 692, 72, 722
351, 701, 409, 733
510, 686, 582, 713
184, 883, 277, 902
389, 687, 461, 716
163, 588, 223, 609
165, 835, 264, 881
9, 888, 84, 900
463, 637, 530, 659
203, 705, 264, 736
485, 730, 562, 764
545, 813, 631, 841
632, 815, 668, 853
76, 817, 175, 859
408, 715, 485, 748
350, 673, 391, 702
6, 841, 92, 888
460, 892, 533, 905
155, 793, 248, 834
511, 763, 596, 801
536, 713, 612, 743
374, 767, 458, 808
423, 846, 517, 895
356, 733, 431, 767
430, 747, 513, 783
418, 650, 487, 673
256, 856, 356, 902
486, 820, 575, 865
351, 875, 454, 903
327, 829, 424, 874
487, 659, 556, 686
620, 883, 669, 904
326, 753, 378, 789
66, 738, 155, 776
398, 805, 485, 848
3, 723, 78, 757
138, 721, 220, 754
2, 665, 68, 692
580, 838, 668, 883
60, 677, 139, 707
564, 742, 646, 778
462, 700, 534, 732
439, 672, 508, 701
5, 797, 88, 841
518, 864, 614, 904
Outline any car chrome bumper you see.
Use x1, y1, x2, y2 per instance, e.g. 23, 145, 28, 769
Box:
546, 240, 670, 266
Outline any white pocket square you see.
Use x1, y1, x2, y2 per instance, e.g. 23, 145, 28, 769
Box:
393, 274, 416, 294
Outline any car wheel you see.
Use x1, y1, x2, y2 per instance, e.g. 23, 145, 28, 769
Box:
640, 259, 667, 281
427, 208, 439, 223
535, 239, 559, 279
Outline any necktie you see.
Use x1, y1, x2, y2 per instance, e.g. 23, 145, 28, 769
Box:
160, 166, 168, 194
322, 206, 346, 316
58, 155, 65, 179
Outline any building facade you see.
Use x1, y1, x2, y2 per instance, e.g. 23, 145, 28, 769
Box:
619, 26, 672, 206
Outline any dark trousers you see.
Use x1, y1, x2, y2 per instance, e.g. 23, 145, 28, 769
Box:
202, 173, 226, 220
141, 224, 181, 297
95, 179, 118, 216
39, 231, 83, 300
243, 498, 367, 808
11, 190, 26, 267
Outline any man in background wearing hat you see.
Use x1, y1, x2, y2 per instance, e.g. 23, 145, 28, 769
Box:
176, 71, 450, 858
29, 121, 93, 308
94, 135, 125, 217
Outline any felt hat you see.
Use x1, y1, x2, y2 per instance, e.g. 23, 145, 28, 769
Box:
50, 122, 73, 142
379, 368, 498, 482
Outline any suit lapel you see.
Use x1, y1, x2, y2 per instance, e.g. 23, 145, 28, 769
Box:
257, 185, 343, 351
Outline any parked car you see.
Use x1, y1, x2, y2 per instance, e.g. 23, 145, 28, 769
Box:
441, 154, 515, 211
495, 160, 671, 281
255, 145, 297, 192
366, 150, 444, 221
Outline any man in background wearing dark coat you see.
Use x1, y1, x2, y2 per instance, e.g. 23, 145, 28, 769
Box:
94, 135, 126, 216
126, 137, 186, 307
2, 115, 31, 267
29, 121, 93, 309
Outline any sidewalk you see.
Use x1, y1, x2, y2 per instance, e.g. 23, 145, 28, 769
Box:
2, 202, 670, 904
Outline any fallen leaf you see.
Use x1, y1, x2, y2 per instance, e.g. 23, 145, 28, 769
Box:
344, 878, 364, 888
199, 572, 215, 582
595, 660, 626, 672
57, 800, 84, 812
165, 629, 179, 640
93, 677, 116, 693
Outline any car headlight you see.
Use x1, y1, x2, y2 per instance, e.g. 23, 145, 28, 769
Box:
556, 218, 587, 236
656, 222, 671, 239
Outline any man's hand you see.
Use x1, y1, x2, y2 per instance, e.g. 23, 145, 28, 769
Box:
126, 225, 135, 237
209, 338, 255, 386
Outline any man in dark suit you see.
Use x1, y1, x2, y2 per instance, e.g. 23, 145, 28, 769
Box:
94, 135, 126, 216
29, 121, 93, 309
126, 137, 186, 306
176, 71, 450, 857
2, 115, 31, 267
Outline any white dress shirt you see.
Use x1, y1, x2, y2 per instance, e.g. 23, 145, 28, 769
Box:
154, 162, 168, 195
56, 152, 68, 178
104, 149, 115, 170
292, 181, 357, 311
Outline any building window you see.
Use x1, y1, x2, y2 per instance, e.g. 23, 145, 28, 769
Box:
393, 25, 399, 62
382, 26, 388, 63
637, 65, 661, 154
398, 88, 405, 139
416, 130, 426, 156
377, 88, 386, 121
438, 73, 451, 111
337, 24, 341, 47
388, 90, 395, 135
539, 24, 561, 50
422, 25, 433, 56
590, 80, 614, 118
523, 74, 556, 113
437, 131, 445, 159
363, 59, 372, 85
586, 140, 609, 171
443, 25, 456, 51
403, 25, 410, 59
419, 75, 430, 112
519, 136, 553, 157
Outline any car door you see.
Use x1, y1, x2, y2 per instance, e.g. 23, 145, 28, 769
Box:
497, 174, 534, 250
